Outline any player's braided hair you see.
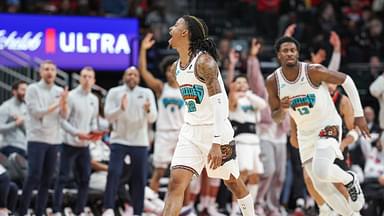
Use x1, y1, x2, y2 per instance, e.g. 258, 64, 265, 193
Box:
182, 15, 219, 61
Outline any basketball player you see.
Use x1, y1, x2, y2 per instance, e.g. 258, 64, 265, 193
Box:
163, 15, 255, 216
266, 36, 368, 216
139, 33, 184, 192
292, 85, 359, 215
228, 75, 266, 215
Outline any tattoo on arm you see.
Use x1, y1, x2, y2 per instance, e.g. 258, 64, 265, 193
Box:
196, 54, 222, 96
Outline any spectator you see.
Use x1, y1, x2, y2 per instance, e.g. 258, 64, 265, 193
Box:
372, 0, 384, 13
316, 2, 339, 34
103, 67, 157, 216
369, 69, 384, 130
365, 106, 381, 133
359, 132, 384, 216
53, 67, 101, 215
0, 80, 28, 158
350, 106, 381, 169
370, 55, 383, 79
355, 17, 384, 60
19, 60, 68, 216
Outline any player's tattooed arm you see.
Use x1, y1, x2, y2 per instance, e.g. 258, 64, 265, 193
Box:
195, 53, 221, 96
266, 74, 289, 123
308, 64, 347, 86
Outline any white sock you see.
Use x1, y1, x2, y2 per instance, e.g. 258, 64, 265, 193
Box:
208, 197, 216, 206
247, 184, 258, 202
237, 194, 255, 216
200, 196, 209, 208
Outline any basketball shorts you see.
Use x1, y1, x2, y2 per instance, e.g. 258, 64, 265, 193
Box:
236, 142, 264, 174
171, 121, 240, 180
153, 130, 180, 168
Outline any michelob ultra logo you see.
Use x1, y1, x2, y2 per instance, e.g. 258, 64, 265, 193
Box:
0, 13, 138, 70
0, 29, 131, 55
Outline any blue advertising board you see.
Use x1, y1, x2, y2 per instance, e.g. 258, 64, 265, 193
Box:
0, 13, 139, 70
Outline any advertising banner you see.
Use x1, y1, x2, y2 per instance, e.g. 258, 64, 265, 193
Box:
0, 13, 139, 70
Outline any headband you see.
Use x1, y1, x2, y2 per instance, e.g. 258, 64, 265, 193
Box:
189, 15, 207, 39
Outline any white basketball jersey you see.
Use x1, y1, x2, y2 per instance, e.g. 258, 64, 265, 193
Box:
176, 52, 229, 125
229, 95, 260, 144
156, 83, 185, 131
275, 62, 341, 132
229, 96, 259, 124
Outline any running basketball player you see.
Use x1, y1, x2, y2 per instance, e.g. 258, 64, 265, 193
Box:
292, 86, 359, 215
266, 36, 369, 216
163, 15, 255, 216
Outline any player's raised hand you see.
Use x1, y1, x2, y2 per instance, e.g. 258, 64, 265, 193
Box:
249, 38, 261, 57
284, 24, 296, 37
329, 31, 341, 52
354, 116, 370, 139
141, 33, 156, 50
280, 96, 291, 110
208, 143, 222, 170
229, 49, 240, 65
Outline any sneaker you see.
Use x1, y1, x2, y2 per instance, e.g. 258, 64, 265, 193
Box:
102, 209, 115, 216
279, 206, 288, 216
345, 171, 365, 212
64, 207, 74, 216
